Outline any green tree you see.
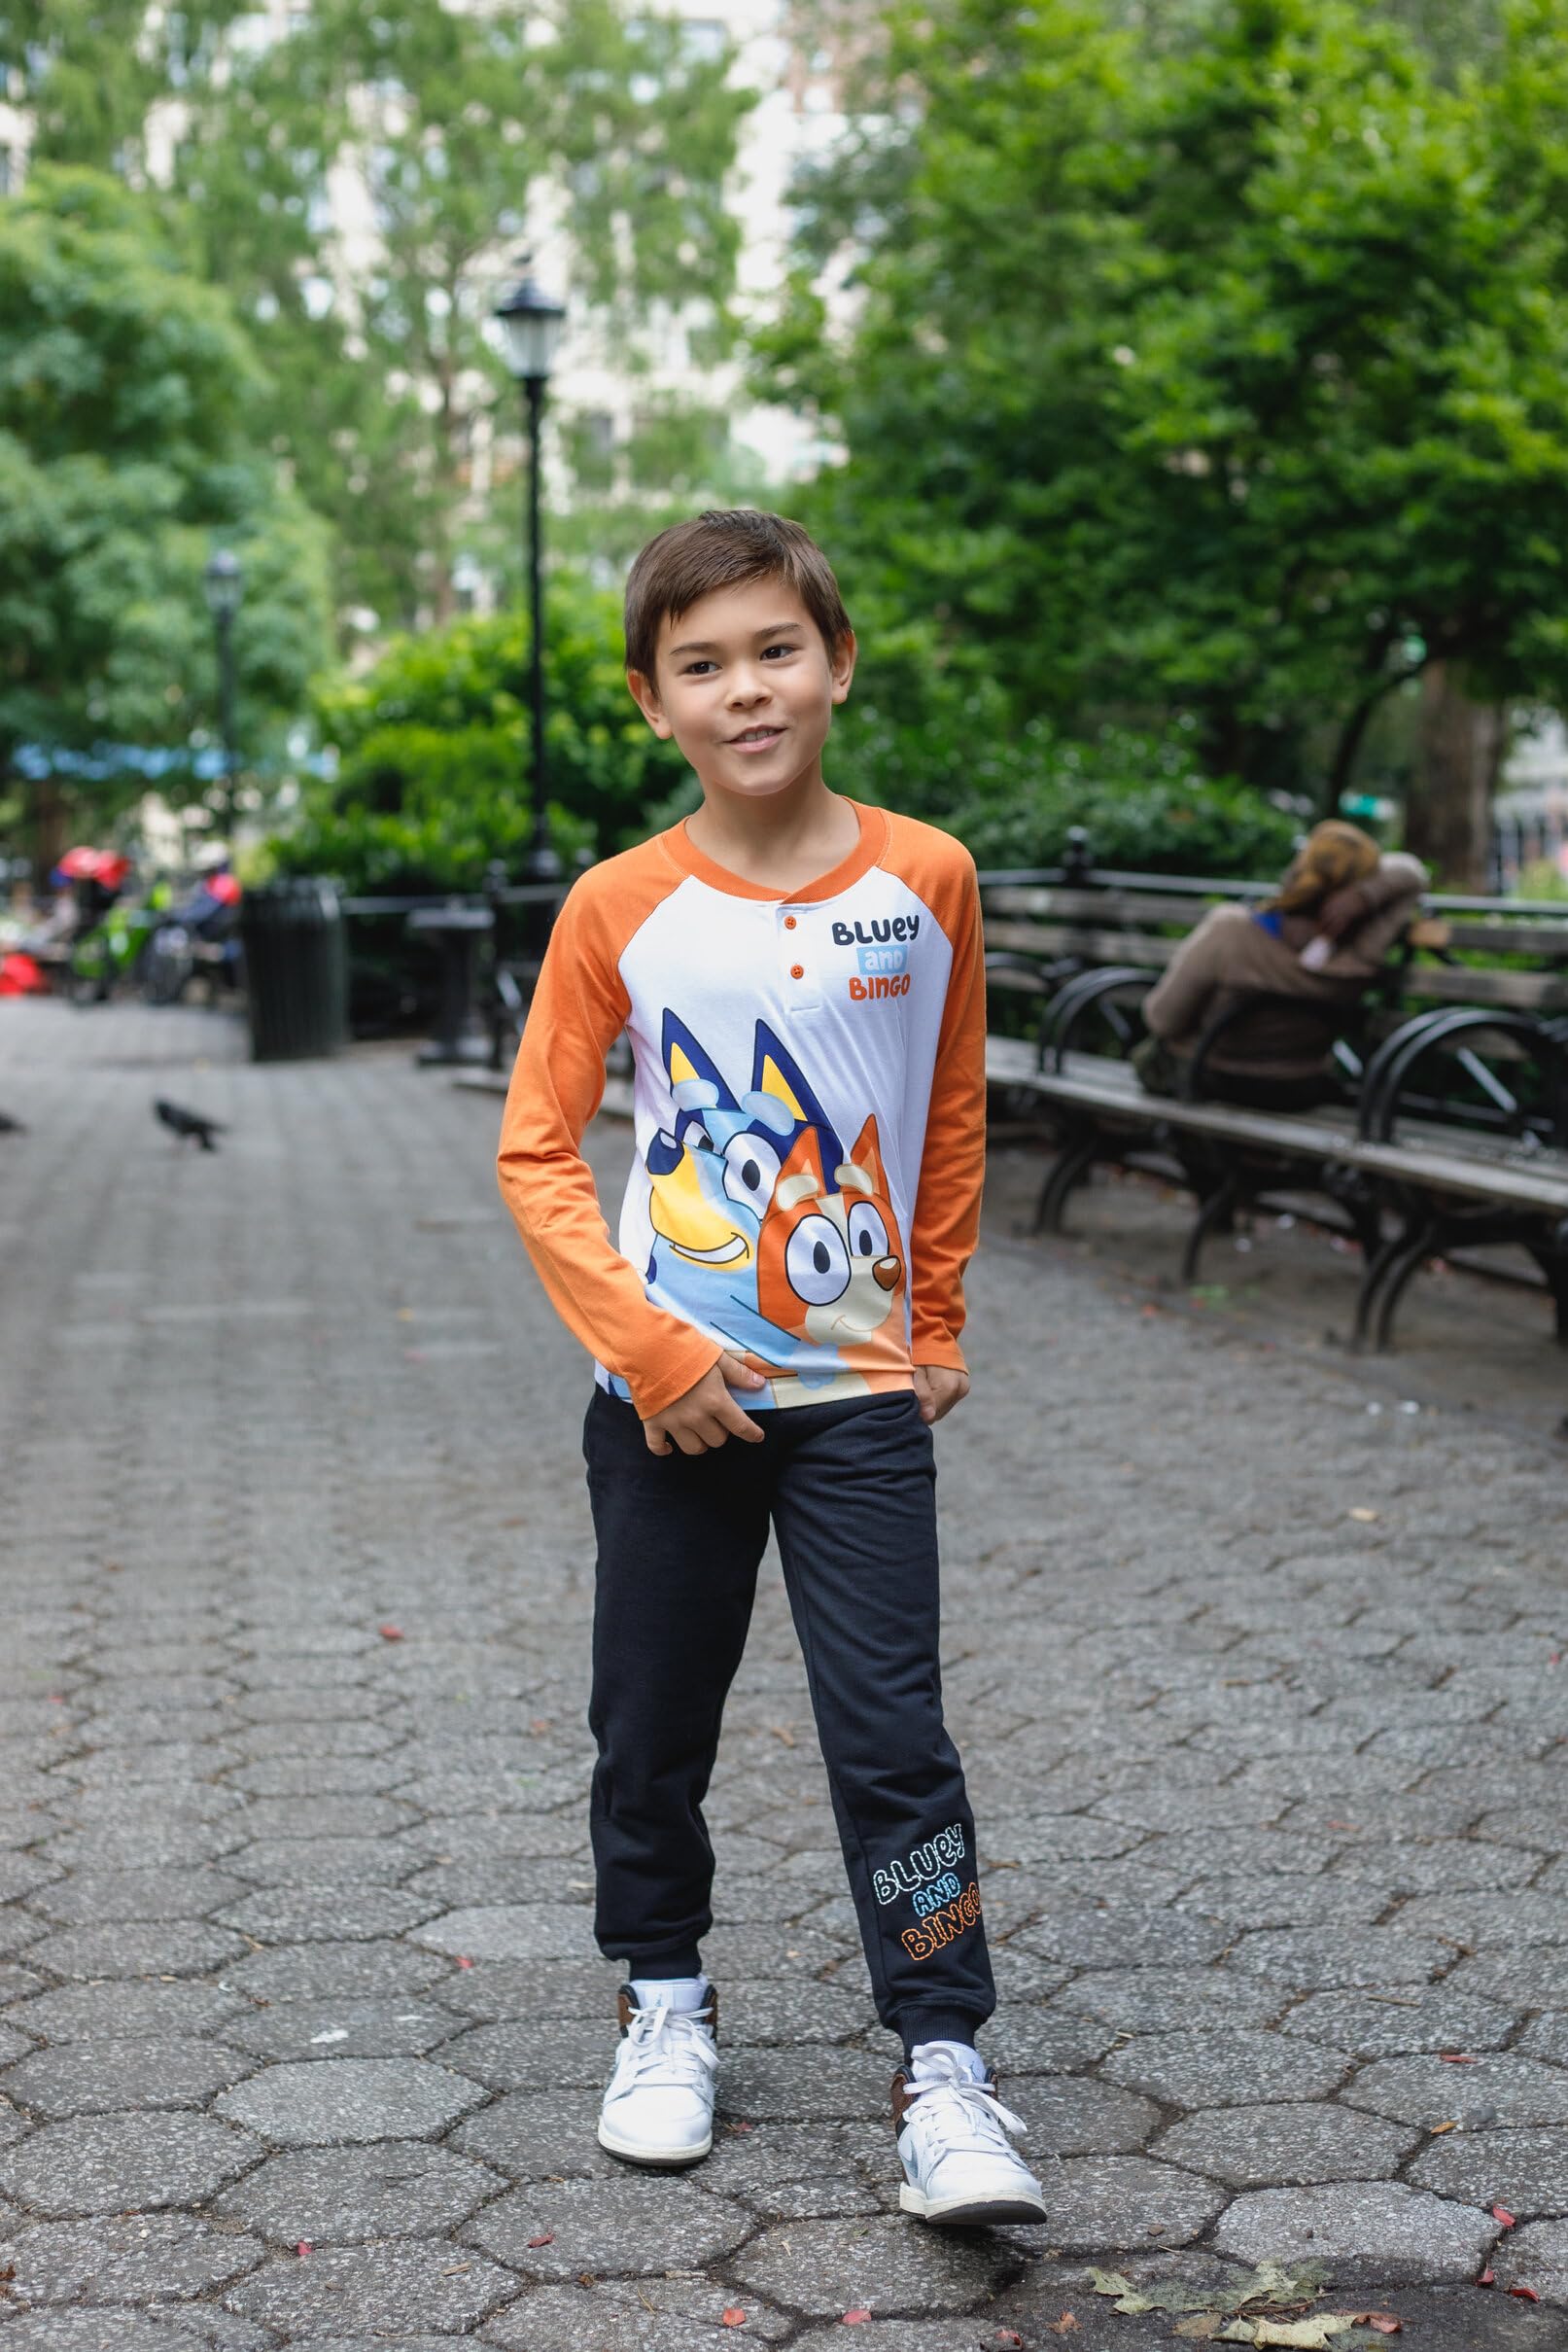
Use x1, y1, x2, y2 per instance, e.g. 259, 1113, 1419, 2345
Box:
0, 0, 242, 168
0, 167, 331, 872
12, 3, 756, 633
161, 0, 755, 630
761, 0, 1568, 883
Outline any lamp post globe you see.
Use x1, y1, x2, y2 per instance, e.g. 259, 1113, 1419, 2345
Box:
494, 263, 566, 385
202, 548, 243, 841
494, 261, 566, 888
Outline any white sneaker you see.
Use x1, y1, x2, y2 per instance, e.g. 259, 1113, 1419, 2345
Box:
596, 1983, 718, 2168
893, 2049, 1049, 2227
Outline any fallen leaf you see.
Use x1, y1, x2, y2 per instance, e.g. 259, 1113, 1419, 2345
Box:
1428, 2120, 1457, 2133
1220, 2321, 1355, 2348
1477, 2267, 1495, 2286
1348, 1507, 1379, 1523
1439, 2053, 1477, 2064
526, 2232, 554, 2249
1492, 2203, 1517, 2228
295, 2241, 311, 2258
454, 1955, 474, 1970
378, 1624, 404, 1641
721, 2311, 747, 2329
842, 2313, 872, 2327
1510, 2285, 1541, 2302
1347, 2319, 1401, 2337
995, 2333, 1026, 2348
577, 2271, 596, 2287
1049, 2322, 1081, 2339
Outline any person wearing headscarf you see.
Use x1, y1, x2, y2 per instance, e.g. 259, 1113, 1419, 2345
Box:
1134, 822, 1427, 1103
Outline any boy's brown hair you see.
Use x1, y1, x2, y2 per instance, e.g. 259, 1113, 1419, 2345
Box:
623, 508, 852, 681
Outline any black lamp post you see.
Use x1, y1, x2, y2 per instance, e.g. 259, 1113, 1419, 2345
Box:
494, 260, 567, 886
203, 547, 243, 842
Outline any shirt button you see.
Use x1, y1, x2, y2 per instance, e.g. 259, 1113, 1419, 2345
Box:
789, 964, 805, 980
784, 914, 797, 930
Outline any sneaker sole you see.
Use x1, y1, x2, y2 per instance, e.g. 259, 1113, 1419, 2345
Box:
899, 2183, 1049, 2227
597, 2119, 713, 2169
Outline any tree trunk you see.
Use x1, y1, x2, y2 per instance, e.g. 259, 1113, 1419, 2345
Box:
1405, 662, 1505, 892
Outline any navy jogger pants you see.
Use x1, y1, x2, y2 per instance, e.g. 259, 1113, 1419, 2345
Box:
583, 1385, 995, 2051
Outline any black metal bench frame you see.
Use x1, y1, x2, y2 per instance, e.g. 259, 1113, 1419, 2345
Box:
988, 958, 1568, 1352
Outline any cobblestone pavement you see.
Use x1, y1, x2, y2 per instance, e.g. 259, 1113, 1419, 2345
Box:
2, 997, 1568, 2350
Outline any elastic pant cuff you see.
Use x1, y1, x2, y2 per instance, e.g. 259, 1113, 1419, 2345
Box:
896, 2009, 990, 2064
606, 1945, 703, 1981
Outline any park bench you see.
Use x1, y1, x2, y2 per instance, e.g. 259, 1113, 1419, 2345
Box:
980, 862, 1568, 1350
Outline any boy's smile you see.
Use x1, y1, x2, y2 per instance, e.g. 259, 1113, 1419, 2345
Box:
627, 577, 856, 806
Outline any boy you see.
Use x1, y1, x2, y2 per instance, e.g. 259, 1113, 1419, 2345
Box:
498, 508, 1045, 2228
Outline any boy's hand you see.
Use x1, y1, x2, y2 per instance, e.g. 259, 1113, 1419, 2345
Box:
644, 1352, 767, 1456
913, 1364, 969, 1424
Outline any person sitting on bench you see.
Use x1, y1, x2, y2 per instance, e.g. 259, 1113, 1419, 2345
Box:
1133, 821, 1426, 1108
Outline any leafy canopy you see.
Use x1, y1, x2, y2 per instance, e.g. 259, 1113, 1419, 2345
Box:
22, 0, 758, 631
0, 166, 331, 830
761, 0, 1568, 803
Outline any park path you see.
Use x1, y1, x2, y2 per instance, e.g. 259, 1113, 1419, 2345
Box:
1, 996, 1567, 2350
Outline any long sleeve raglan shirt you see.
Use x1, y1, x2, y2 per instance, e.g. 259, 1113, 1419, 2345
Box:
497, 802, 986, 1420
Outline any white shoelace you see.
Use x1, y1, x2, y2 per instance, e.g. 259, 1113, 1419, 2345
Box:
612, 1999, 718, 2092
904, 2049, 1028, 2159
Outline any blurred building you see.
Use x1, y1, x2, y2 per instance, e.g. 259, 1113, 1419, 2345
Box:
1495, 719, 1568, 892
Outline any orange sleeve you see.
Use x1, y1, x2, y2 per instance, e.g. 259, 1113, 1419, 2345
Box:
496, 866, 723, 1420
900, 833, 987, 1370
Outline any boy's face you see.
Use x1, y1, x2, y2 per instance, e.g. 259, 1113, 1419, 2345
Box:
627, 576, 856, 804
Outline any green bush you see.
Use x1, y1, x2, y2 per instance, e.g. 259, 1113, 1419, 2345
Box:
281, 579, 1303, 893
273, 584, 683, 894
827, 656, 1302, 876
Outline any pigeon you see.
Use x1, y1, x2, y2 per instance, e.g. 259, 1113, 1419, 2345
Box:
155, 1099, 225, 1151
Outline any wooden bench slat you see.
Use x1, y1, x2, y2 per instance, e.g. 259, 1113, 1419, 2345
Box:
983, 886, 1568, 965
984, 919, 1179, 966
1392, 966, 1568, 1010
983, 886, 1232, 926
985, 1041, 1568, 1214
983, 929, 1568, 1010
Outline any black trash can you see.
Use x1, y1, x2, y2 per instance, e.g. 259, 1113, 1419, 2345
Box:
240, 878, 348, 1062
